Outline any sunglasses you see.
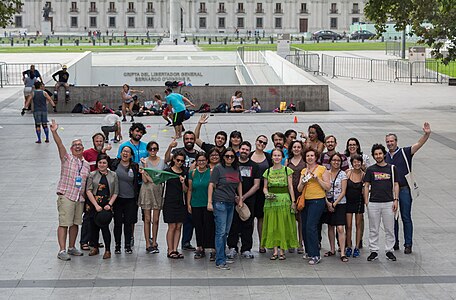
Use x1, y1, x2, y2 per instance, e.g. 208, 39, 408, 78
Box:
224, 155, 235, 159
257, 140, 267, 145
175, 159, 185, 163
148, 147, 159, 151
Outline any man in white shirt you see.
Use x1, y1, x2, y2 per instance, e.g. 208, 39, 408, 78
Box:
101, 111, 122, 143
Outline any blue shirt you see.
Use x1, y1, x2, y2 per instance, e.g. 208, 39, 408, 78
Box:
117, 140, 148, 164
166, 93, 186, 113
266, 148, 288, 165
385, 146, 413, 187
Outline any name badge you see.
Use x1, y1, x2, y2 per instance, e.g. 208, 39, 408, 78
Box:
75, 176, 82, 188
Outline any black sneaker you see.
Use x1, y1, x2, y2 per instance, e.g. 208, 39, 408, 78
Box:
122, 117, 127, 122
404, 246, 412, 254
393, 243, 400, 251
386, 252, 397, 261
367, 252, 378, 261
183, 243, 196, 251
115, 245, 121, 254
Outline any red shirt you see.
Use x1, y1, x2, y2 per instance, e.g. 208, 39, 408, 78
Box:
83, 148, 99, 172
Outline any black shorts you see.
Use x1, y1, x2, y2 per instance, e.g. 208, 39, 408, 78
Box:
328, 203, 347, 226
346, 200, 365, 214
254, 191, 265, 219
173, 110, 185, 126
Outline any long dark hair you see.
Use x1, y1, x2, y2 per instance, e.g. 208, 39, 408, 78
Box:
221, 147, 239, 169
287, 140, 304, 160
309, 124, 325, 143
344, 137, 363, 156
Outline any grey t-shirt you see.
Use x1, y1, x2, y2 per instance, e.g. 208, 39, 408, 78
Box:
210, 164, 241, 203
116, 163, 135, 198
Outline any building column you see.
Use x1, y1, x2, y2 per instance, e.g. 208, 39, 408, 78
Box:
169, 0, 180, 40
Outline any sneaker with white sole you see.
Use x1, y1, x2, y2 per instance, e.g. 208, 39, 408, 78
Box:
226, 248, 237, 259
308, 256, 321, 265
57, 250, 71, 261
67, 248, 83, 256
386, 252, 397, 261
302, 253, 310, 259
367, 252, 378, 261
216, 264, 230, 270
241, 250, 254, 259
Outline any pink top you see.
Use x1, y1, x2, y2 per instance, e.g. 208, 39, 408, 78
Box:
56, 153, 90, 202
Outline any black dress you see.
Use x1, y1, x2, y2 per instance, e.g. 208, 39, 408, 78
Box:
345, 177, 364, 214
163, 167, 187, 223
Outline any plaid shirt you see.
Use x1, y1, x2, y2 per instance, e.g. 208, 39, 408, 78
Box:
56, 153, 90, 202
319, 152, 349, 171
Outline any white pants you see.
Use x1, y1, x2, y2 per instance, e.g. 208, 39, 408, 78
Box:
367, 202, 395, 253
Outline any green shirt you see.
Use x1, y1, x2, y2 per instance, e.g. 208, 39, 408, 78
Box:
189, 168, 211, 207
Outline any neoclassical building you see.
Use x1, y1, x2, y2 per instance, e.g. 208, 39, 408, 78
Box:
11, 0, 366, 35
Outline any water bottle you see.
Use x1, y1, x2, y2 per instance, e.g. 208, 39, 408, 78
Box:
128, 168, 133, 177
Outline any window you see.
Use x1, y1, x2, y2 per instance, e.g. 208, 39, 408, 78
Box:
90, 2, 97, 12
90, 16, 97, 27
300, 3, 307, 13
108, 2, 116, 12
128, 2, 135, 12
71, 16, 78, 28
218, 3, 225, 13
109, 17, 116, 27
352, 17, 359, 24
256, 3, 263, 13
218, 17, 225, 28
256, 17, 263, 28
147, 17, 154, 28
275, 3, 282, 13
128, 17, 135, 27
352, 3, 359, 13
330, 17, 337, 29
237, 17, 244, 28
199, 17, 206, 28
15, 16, 22, 28
237, 3, 244, 13
275, 17, 282, 28
147, 2, 154, 12
70, 2, 78, 12
199, 2, 206, 13
330, 3, 337, 13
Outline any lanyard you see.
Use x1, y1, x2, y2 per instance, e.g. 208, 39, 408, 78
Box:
131, 142, 141, 162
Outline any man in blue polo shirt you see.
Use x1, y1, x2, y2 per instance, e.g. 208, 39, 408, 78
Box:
164, 88, 195, 139
385, 122, 431, 254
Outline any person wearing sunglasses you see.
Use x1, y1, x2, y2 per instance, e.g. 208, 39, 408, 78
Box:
138, 141, 166, 254
208, 148, 243, 270
163, 151, 188, 259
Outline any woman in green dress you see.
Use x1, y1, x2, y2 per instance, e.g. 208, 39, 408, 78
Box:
262, 148, 298, 260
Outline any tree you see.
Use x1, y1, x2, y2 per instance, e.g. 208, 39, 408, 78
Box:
0, 0, 23, 28
365, 0, 456, 64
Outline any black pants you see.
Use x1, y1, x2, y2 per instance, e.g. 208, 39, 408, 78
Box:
90, 215, 111, 251
182, 209, 194, 246
227, 197, 255, 253
113, 197, 137, 247
80, 212, 91, 245
192, 206, 215, 249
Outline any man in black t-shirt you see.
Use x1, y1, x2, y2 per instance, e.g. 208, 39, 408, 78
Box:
194, 114, 227, 153
165, 131, 199, 250
52, 65, 70, 102
227, 141, 260, 259
363, 143, 399, 262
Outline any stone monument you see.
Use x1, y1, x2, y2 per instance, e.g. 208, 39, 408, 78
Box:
41, 3, 52, 36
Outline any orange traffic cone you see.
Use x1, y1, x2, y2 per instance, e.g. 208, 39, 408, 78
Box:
293, 116, 298, 123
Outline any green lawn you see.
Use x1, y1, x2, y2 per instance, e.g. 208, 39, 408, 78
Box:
0, 45, 155, 53
198, 44, 277, 51
426, 60, 456, 77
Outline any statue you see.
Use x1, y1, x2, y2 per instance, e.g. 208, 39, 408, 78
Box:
43, 3, 51, 21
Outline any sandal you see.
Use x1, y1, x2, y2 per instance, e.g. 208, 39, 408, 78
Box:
176, 252, 184, 259
167, 251, 178, 259
259, 247, 266, 254
81, 244, 90, 251
297, 247, 305, 254
270, 254, 278, 260
324, 251, 335, 257
341, 256, 349, 262
279, 254, 286, 260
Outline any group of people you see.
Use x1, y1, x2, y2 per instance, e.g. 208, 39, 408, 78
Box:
51, 112, 431, 269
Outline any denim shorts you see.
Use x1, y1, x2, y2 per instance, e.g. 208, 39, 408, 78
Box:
33, 111, 48, 125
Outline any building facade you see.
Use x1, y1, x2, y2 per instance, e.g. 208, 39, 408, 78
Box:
11, 0, 366, 35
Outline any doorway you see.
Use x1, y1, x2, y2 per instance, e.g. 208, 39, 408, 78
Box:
299, 18, 308, 33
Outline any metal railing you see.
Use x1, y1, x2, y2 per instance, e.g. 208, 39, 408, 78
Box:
0, 63, 62, 87
237, 46, 275, 64
285, 49, 320, 73
386, 40, 402, 57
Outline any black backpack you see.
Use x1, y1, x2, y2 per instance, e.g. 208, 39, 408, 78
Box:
71, 103, 83, 113
211, 103, 229, 113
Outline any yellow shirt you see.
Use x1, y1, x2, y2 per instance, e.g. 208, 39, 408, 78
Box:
301, 165, 326, 200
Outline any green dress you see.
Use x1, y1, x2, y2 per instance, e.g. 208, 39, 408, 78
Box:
261, 166, 299, 250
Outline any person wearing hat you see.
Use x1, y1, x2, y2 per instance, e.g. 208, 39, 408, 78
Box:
86, 153, 119, 259
52, 64, 70, 102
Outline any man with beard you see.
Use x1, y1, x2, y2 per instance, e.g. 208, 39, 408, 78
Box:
319, 135, 349, 171
385, 122, 431, 254
364, 143, 399, 262
266, 132, 288, 164
227, 141, 260, 259
165, 131, 199, 251
79, 133, 112, 250
194, 114, 227, 153
117, 123, 148, 163
50, 119, 90, 261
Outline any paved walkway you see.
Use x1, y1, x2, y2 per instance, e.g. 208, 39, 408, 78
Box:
0, 52, 456, 299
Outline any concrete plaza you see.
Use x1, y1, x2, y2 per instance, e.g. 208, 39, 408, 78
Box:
0, 50, 456, 299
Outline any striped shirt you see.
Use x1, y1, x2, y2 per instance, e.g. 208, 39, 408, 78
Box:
56, 153, 90, 202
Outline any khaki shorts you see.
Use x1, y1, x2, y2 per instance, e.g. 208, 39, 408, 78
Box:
24, 87, 33, 96
57, 195, 84, 226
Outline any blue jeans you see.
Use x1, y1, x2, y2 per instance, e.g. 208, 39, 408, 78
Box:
301, 198, 325, 257
394, 187, 413, 247
182, 211, 194, 246
213, 201, 235, 266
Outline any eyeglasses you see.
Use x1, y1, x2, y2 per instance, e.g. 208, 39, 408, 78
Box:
148, 147, 159, 151
72, 143, 83, 147
257, 140, 267, 145
197, 160, 207, 163
175, 159, 185, 163
224, 155, 235, 159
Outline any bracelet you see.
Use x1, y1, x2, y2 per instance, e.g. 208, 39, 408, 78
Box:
107, 203, 112, 207
393, 198, 398, 201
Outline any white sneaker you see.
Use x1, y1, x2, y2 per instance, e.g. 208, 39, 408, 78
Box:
241, 250, 254, 259
67, 248, 84, 256
57, 250, 71, 261
226, 248, 237, 259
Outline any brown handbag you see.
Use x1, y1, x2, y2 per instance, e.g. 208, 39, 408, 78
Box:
297, 185, 307, 211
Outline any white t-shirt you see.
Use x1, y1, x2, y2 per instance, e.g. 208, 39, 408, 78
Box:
326, 170, 347, 204
103, 114, 121, 126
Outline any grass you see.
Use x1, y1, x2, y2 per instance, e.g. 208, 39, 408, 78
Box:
426, 60, 456, 77
0, 45, 155, 53
198, 43, 277, 51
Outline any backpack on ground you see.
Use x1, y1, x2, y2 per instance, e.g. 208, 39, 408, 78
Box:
197, 103, 211, 113
211, 103, 229, 113
71, 103, 83, 113
90, 101, 104, 114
